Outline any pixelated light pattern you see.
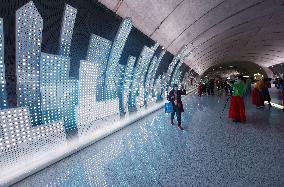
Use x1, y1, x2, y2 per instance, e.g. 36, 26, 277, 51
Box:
121, 56, 136, 113
118, 64, 126, 113
16, 1, 43, 126
0, 18, 7, 109
58, 4, 77, 57
151, 50, 166, 88
104, 18, 132, 100
182, 70, 196, 90
171, 61, 183, 85
165, 46, 188, 93
86, 34, 112, 101
129, 46, 154, 110
40, 53, 78, 130
153, 75, 162, 100
58, 79, 78, 131
0, 1, 192, 176
0, 107, 65, 170
160, 73, 167, 98
145, 50, 166, 104
77, 61, 100, 134
145, 56, 158, 105
77, 60, 119, 135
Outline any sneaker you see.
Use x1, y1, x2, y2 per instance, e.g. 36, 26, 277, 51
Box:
178, 125, 184, 130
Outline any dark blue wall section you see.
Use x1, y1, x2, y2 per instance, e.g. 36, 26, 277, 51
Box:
155, 51, 174, 79
120, 28, 155, 66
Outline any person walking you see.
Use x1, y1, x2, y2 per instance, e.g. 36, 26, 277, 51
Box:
228, 75, 246, 123
167, 84, 186, 130
252, 80, 265, 108
197, 82, 202, 96
262, 78, 272, 108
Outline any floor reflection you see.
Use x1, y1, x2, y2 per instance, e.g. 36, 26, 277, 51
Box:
14, 94, 284, 187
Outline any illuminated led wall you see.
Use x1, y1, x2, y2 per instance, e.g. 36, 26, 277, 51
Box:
16, 1, 43, 126
172, 61, 183, 85
118, 64, 126, 113
58, 4, 77, 57
0, 18, 7, 109
77, 60, 119, 135
145, 56, 158, 104
121, 56, 136, 113
0, 107, 65, 169
153, 75, 162, 100
86, 34, 112, 101
40, 53, 78, 130
0, 0, 197, 175
129, 46, 154, 110
104, 18, 132, 100
77, 61, 99, 134
165, 46, 188, 92
145, 49, 166, 104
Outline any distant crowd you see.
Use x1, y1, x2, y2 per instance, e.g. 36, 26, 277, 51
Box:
196, 75, 284, 123
197, 78, 251, 97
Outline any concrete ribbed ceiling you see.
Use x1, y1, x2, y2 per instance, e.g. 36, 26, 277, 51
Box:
98, 0, 284, 75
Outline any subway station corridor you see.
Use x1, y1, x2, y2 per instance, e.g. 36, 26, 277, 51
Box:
1, 0, 284, 186
14, 94, 284, 187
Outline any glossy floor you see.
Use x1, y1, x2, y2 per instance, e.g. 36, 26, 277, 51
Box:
13, 94, 284, 187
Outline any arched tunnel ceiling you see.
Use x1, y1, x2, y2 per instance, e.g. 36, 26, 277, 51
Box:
201, 61, 268, 79
98, 0, 284, 75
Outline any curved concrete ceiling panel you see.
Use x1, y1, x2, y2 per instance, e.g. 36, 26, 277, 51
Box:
99, 0, 284, 74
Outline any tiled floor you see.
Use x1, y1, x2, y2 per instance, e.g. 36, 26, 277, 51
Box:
13, 94, 284, 187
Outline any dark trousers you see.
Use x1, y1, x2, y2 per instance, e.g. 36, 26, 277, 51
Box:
171, 110, 181, 124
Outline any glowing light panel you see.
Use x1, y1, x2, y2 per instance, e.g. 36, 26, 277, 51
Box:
16, 1, 43, 126
40, 53, 77, 130
87, 34, 112, 101
105, 18, 132, 100
58, 4, 77, 57
0, 107, 65, 170
129, 46, 154, 110
0, 18, 7, 109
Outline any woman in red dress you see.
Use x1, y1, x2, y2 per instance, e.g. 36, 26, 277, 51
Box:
228, 76, 246, 123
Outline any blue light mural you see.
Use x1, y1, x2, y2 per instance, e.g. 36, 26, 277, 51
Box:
104, 18, 132, 100
121, 56, 136, 113
86, 34, 112, 101
0, 1, 197, 178
40, 53, 78, 130
166, 45, 188, 92
129, 46, 154, 110
0, 18, 7, 109
172, 61, 183, 85
16, 1, 43, 126
0, 0, 192, 145
58, 4, 77, 57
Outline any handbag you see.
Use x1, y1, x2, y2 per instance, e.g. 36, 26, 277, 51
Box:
165, 102, 174, 113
